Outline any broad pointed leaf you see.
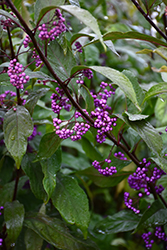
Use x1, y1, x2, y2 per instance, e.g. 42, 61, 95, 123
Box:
37, 132, 62, 160
24, 213, 98, 250
24, 228, 43, 250
51, 173, 90, 237
3, 106, 33, 168
142, 83, 167, 105
22, 154, 47, 201
95, 210, 140, 234
4, 200, 25, 245
40, 149, 62, 203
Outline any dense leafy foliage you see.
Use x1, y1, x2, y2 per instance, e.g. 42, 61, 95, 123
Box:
1, 0, 167, 249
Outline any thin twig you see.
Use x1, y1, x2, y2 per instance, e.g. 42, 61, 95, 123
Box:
131, 0, 167, 42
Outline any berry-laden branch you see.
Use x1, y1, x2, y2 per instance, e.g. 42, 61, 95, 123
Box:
5, 0, 142, 166
6, 0, 167, 213
131, 0, 167, 42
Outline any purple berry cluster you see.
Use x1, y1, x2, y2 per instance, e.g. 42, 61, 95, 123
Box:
38, 9, 66, 41
128, 160, 165, 194
75, 41, 83, 53
53, 116, 90, 141
142, 232, 154, 249
141, 227, 167, 249
7, 59, 29, 89
114, 151, 127, 160
90, 82, 116, 143
155, 226, 167, 242
51, 86, 71, 114
75, 69, 93, 85
23, 35, 31, 48
91, 110, 117, 143
92, 159, 117, 176
82, 69, 93, 79
124, 192, 140, 214
124, 158, 165, 214
32, 49, 43, 67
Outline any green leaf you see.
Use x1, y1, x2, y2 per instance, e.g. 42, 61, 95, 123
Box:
25, 88, 49, 116
3, 106, 34, 168
37, 132, 62, 160
60, 5, 105, 49
95, 210, 140, 234
134, 200, 165, 233
142, 83, 167, 105
24, 213, 98, 250
78, 167, 132, 188
124, 111, 149, 121
81, 137, 103, 161
24, 228, 43, 250
155, 96, 167, 126
62, 152, 90, 171
51, 173, 90, 237
154, 47, 167, 61
22, 154, 47, 201
103, 31, 167, 48
34, 0, 65, 23
119, 114, 163, 157
80, 85, 95, 114
123, 70, 145, 113
4, 200, 25, 245
47, 39, 76, 82
61, 138, 85, 153
89, 66, 141, 111
40, 149, 62, 203
0, 73, 10, 86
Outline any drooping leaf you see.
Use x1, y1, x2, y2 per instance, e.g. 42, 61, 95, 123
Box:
95, 210, 140, 234
22, 154, 47, 201
122, 70, 145, 113
37, 132, 62, 160
24, 228, 43, 250
40, 149, 62, 203
103, 31, 167, 48
4, 200, 25, 245
88, 66, 141, 111
24, 213, 98, 250
51, 173, 90, 237
142, 83, 167, 105
25, 88, 50, 116
81, 137, 103, 161
60, 5, 105, 49
78, 167, 133, 188
3, 106, 34, 168
134, 200, 165, 232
